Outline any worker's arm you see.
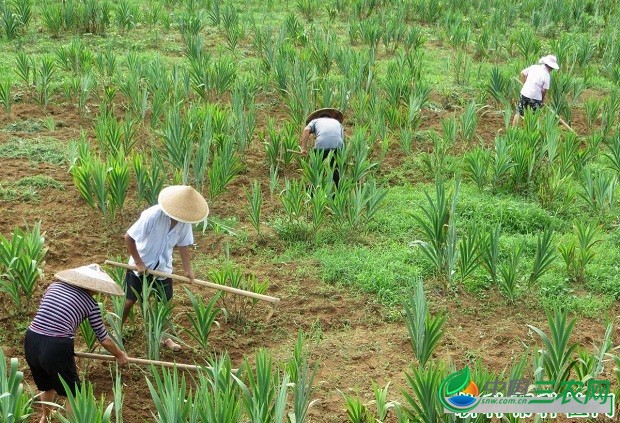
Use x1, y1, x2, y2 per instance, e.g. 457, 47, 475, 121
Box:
300, 127, 311, 154
99, 336, 129, 365
178, 245, 195, 283
124, 233, 147, 273
541, 89, 548, 103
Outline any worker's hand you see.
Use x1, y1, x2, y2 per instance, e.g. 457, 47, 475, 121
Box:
135, 262, 147, 274
185, 269, 195, 283
300, 148, 308, 156
116, 351, 129, 366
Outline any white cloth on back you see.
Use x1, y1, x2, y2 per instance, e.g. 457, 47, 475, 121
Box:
126, 205, 194, 278
520, 64, 551, 101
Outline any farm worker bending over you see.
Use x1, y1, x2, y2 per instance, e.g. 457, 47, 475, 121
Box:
512, 54, 559, 126
300, 107, 345, 187
24, 264, 129, 423
121, 185, 209, 352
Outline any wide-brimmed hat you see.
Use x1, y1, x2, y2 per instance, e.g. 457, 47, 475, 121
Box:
539, 55, 559, 70
158, 185, 209, 224
305, 108, 344, 125
55, 264, 123, 296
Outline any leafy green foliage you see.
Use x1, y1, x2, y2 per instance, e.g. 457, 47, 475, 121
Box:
0, 222, 46, 312
401, 364, 446, 423
527, 308, 578, 392
57, 379, 113, 423
183, 288, 222, 352
0, 349, 34, 423
403, 278, 446, 367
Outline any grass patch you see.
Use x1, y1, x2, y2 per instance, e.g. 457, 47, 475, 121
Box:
0, 175, 63, 202
3, 119, 49, 133
456, 185, 566, 234
0, 186, 38, 202
538, 275, 614, 318
15, 175, 65, 190
312, 242, 426, 304
0, 138, 66, 165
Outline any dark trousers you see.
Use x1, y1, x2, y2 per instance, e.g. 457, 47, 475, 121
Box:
124, 270, 173, 303
24, 329, 79, 396
317, 148, 340, 187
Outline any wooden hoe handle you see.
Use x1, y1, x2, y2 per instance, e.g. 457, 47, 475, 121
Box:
75, 351, 202, 371
104, 260, 280, 305
75, 351, 238, 372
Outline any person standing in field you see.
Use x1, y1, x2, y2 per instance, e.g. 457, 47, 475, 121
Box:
24, 264, 129, 423
300, 108, 345, 187
512, 55, 559, 126
121, 185, 209, 352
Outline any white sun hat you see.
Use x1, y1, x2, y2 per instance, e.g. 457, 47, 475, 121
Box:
55, 264, 123, 296
539, 55, 559, 70
158, 185, 209, 224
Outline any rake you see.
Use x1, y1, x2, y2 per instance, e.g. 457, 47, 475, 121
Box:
104, 260, 280, 320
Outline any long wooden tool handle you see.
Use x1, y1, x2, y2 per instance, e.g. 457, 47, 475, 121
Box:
544, 105, 576, 133
105, 260, 280, 304
75, 352, 202, 371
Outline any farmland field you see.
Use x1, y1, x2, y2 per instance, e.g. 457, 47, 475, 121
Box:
1, 0, 620, 421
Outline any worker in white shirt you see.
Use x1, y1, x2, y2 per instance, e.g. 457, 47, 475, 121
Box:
512, 55, 559, 127
121, 185, 209, 351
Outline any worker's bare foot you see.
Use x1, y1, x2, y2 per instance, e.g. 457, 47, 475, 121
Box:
162, 338, 181, 352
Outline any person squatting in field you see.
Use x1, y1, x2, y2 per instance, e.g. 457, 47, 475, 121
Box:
300, 108, 345, 187
121, 185, 209, 352
24, 264, 129, 423
512, 54, 560, 126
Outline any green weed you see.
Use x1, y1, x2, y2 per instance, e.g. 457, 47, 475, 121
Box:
15, 175, 64, 190
0, 138, 66, 165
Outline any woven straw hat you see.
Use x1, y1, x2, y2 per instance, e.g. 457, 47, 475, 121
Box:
55, 264, 123, 296
306, 108, 344, 125
539, 55, 559, 70
158, 185, 209, 224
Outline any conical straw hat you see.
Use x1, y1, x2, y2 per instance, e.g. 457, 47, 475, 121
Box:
55, 264, 123, 296
305, 108, 344, 125
158, 185, 209, 224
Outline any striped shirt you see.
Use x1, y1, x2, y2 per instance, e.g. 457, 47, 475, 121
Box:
29, 282, 108, 342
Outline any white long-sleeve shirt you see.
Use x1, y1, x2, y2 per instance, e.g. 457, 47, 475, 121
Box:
126, 205, 193, 276
520, 64, 551, 101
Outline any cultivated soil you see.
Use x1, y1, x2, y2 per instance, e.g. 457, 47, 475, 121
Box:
0, 98, 616, 423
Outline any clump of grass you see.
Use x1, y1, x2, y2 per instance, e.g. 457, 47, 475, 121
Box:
0, 138, 66, 165
0, 185, 38, 202
3, 119, 47, 133
313, 243, 424, 304
15, 175, 65, 190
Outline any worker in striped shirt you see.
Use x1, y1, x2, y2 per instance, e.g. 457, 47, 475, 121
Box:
24, 264, 128, 423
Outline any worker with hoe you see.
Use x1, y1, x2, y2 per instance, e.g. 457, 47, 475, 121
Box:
512, 54, 559, 126
121, 185, 209, 352
24, 264, 129, 423
300, 107, 345, 187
